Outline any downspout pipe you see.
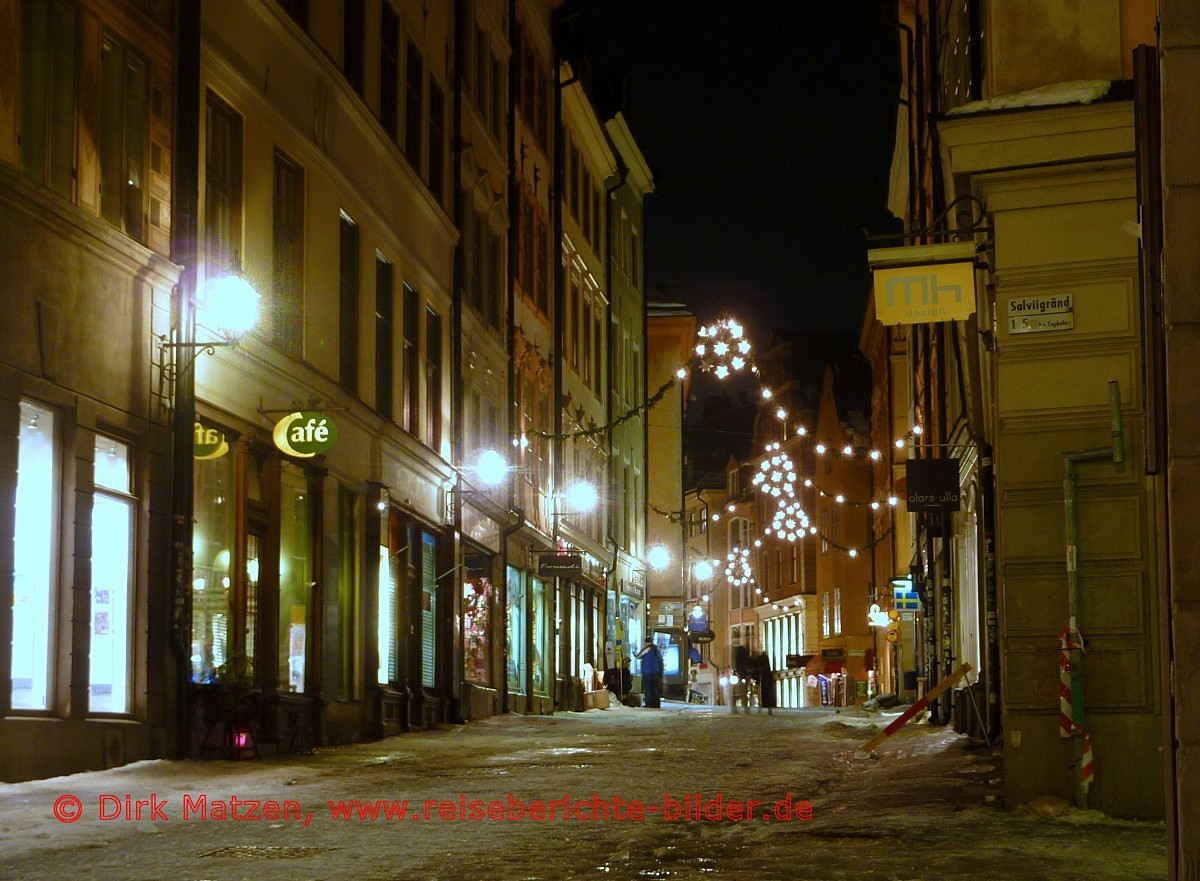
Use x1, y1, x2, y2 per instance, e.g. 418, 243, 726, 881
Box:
1062, 380, 1125, 809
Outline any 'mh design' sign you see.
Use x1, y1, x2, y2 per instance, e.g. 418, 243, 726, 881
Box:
868, 242, 979, 326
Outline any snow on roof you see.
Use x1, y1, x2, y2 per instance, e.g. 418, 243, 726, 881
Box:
946, 79, 1112, 116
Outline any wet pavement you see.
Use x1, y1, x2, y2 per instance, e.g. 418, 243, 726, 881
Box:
0, 702, 1168, 880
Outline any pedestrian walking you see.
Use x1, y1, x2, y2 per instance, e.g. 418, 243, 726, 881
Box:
730, 644, 753, 713
635, 637, 664, 708
752, 652, 776, 715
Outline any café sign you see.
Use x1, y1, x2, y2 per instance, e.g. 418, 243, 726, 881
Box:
193, 422, 228, 460
272, 411, 338, 458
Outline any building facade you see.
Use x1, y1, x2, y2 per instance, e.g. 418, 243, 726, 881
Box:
0, 0, 655, 781
875, 0, 1161, 821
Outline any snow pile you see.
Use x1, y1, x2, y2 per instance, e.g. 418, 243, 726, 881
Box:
946, 79, 1113, 115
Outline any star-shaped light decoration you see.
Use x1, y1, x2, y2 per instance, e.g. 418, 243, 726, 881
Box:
694, 315, 753, 380
763, 498, 811, 543
751, 442, 798, 498
725, 545, 755, 587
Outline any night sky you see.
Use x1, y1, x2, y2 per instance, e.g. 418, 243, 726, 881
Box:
579, 2, 901, 338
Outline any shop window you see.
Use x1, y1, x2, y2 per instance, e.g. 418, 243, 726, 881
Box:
420, 531, 437, 688
192, 426, 235, 683
507, 566, 526, 694
12, 400, 58, 710
463, 556, 493, 685
377, 536, 397, 685
532, 577, 548, 696
89, 434, 134, 713
279, 462, 312, 693
245, 532, 261, 670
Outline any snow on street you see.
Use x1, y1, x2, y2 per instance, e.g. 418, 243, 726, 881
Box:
0, 702, 1166, 880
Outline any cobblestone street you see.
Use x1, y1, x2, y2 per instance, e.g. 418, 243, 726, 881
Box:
0, 703, 1167, 880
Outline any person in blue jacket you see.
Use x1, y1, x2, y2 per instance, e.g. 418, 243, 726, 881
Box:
635, 637, 664, 708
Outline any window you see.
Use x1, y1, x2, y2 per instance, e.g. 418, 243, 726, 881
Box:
343, 0, 365, 95
20, 0, 77, 200
404, 38, 423, 168
420, 531, 437, 688
272, 150, 304, 356
90, 435, 134, 713
463, 568, 492, 686
427, 78, 445, 203
379, 3, 400, 138
425, 306, 442, 449
278, 0, 308, 28
192, 424, 235, 683
100, 33, 149, 243
507, 566, 526, 694
377, 520, 397, 685
279, 462, 312, 693
822, 591, 831, 638
12, 400, 58, 710
833, 587, 842, 636
375, 254, 394, 419
339, 211, 359, 393
205, 92, 243, 274
402, 284, 420, 434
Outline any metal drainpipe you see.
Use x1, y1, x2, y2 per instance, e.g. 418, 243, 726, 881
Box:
979, 442, 1001, 737
1062, 380, 1125, 809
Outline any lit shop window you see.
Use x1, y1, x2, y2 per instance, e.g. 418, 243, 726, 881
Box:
507, 566, 526, 694
378, 542, 397, 685
90, 434, 133, 713
192, 434, 234, 683
463, 568, 493, 685
279, 462, 312, 693
420, 531, 437, 689
13, 400, 57, 711
532, 577, 548, 696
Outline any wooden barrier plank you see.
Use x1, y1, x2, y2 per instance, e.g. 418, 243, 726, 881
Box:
858, 662, 973, 755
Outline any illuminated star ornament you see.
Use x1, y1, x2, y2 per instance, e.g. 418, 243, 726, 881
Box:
725, 546, 755, 587
764, 497, 812, 543
752, 443, 798, 498
694, 316, 753, 380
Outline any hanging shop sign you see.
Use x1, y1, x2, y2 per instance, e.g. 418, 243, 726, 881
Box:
687, 629, 716, 644
905, 457, 961, 512
538, 552, 582, 578
1007, 293, 1074, 334
272, 412, 338, 458
193, 423, 229, 460
868, 242, 978, 326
